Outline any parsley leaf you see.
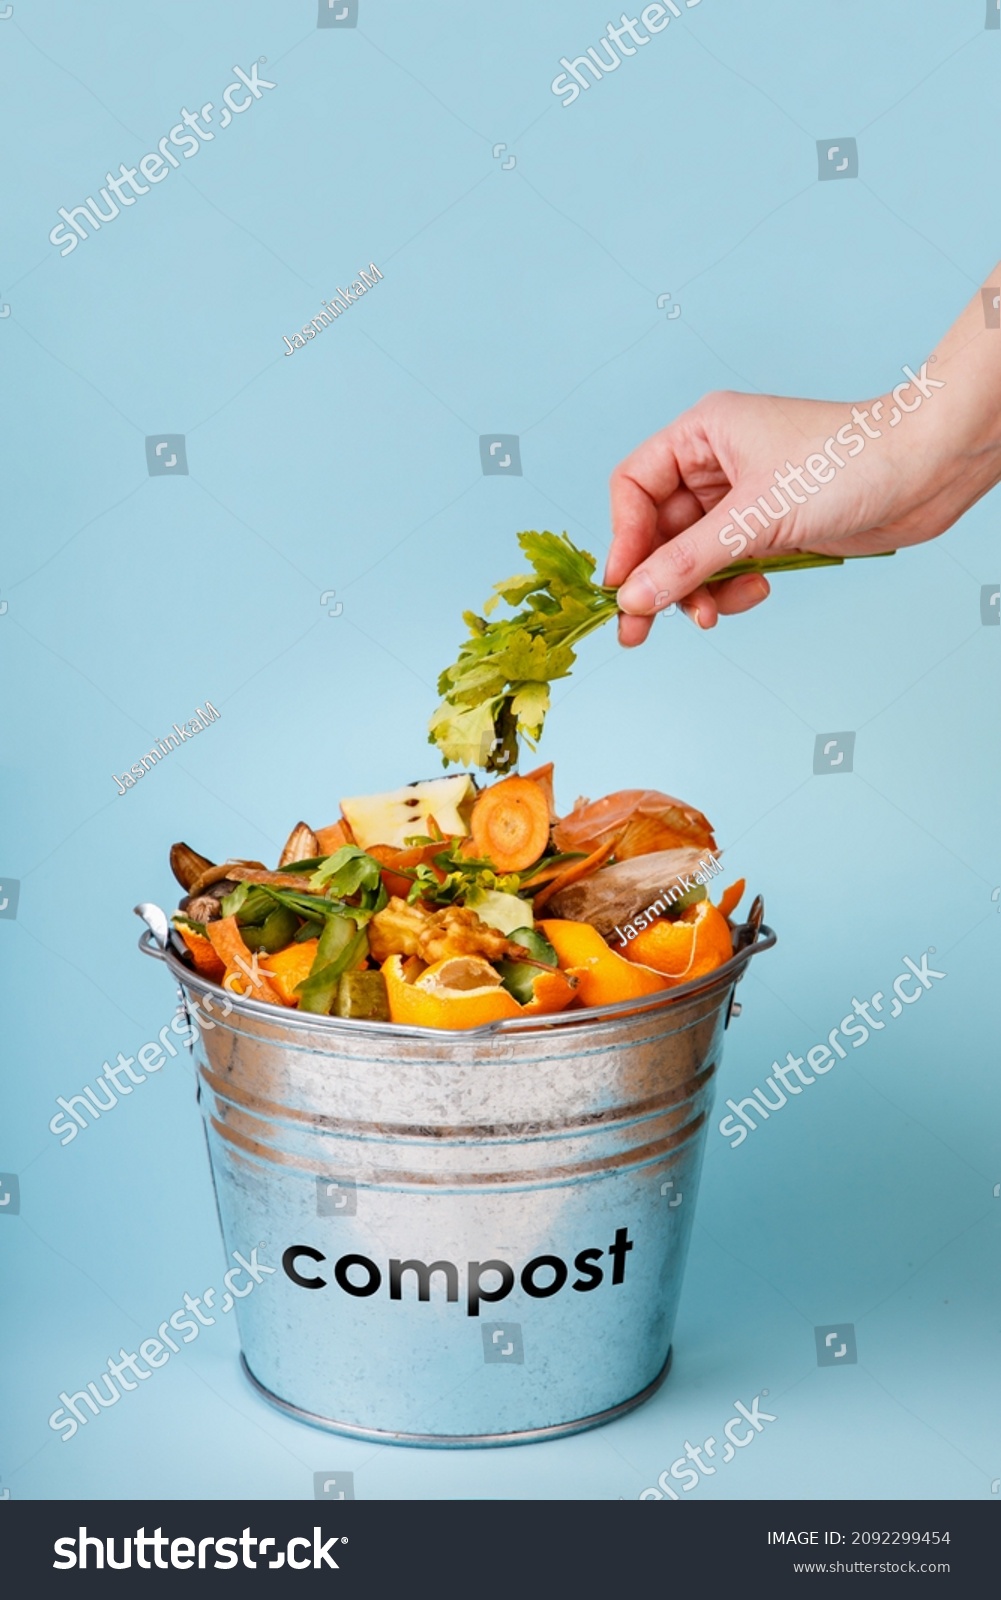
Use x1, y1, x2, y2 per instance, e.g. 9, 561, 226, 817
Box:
430, 531, 618, 771
309, 845, 382, 895
430, 533, 899, 770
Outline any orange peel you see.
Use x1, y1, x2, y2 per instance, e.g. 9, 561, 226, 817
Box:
537, 918, 670, 1008
382, 952, 577, 1029
261, 938, 320, 1005
622, 900, 732, 985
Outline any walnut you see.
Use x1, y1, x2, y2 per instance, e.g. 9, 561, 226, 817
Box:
368, 897, 433, 962
369, 897, 533, 968
417, 905, 511, 964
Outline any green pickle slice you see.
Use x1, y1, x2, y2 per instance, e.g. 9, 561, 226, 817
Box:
335, 970, 390, 1021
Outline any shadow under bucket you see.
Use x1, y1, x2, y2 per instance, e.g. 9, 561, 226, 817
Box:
139, 910, 775, 1448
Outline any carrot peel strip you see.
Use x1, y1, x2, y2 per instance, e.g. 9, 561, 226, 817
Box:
206, 916, 284, 1004
530, 836, 618, 913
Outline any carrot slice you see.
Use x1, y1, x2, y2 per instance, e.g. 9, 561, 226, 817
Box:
716, 878, 745, 921
530, 836, 618, 913
315, 818, 355, 854
469, 777, 551, 873
206, 916, 283, 1005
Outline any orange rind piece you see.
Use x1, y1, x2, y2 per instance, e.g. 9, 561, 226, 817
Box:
382, 952, 577, 1029
207, 916, 285, 1005
716, 878, 745, 921
519, 966, 578, 1015
537, 919, 670, 1008
261, 938, 320, 1005
383, 953, 522, 1029
178, 925, 225, 983
622, 900, 732, 985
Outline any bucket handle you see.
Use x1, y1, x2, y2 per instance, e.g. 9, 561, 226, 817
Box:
137, 926, 170, 962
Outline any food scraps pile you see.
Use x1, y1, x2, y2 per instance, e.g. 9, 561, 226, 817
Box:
169, 767, 745, 1030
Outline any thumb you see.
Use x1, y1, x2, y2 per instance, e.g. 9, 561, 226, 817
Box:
616, 484, 787, 614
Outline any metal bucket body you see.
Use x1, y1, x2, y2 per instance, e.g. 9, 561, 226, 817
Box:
150, 928, 773, 1446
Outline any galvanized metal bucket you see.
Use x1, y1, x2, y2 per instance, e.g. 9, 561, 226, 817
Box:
139, 910, 774, 1447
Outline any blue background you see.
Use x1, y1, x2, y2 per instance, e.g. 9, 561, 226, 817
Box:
2, 0, 999, 1501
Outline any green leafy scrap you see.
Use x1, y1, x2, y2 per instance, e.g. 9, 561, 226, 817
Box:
309, 846, 383, 899
430, 531, 618, 771
429, 532, 899, 772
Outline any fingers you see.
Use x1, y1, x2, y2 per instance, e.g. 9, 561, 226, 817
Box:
678, 574, 771, 627
658, 485, 707, 540
606, 429, 684, 586
617, 611, 654, 648
616, 489, 777, 615
618, 574, 770, 645
678, 585, 719, 629
706, 572, 771, 616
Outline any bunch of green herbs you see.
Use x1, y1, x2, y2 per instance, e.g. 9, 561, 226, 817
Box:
430, 530, 895, 772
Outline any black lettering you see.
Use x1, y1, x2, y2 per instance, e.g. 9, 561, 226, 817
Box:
608, 1226, 633, 1285
334, 1254, 382, 1297
282, 1245, 326, 1289
571, 1247, 604, 1291
467, 1259, 514, 1318
521, 1254, 568, 1298
389, 1258, 459, 1302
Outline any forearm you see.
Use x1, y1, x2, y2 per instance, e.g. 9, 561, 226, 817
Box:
910, 260, 1001, 491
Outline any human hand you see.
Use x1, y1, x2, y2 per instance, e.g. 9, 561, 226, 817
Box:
606, 274, 1001, 645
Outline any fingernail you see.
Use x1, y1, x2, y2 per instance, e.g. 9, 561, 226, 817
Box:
617, 573, 658, 614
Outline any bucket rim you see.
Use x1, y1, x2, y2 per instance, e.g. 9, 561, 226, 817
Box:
138, 915, 776, 1041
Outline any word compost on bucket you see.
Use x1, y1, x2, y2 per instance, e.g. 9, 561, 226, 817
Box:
282, 1228, 634, 1316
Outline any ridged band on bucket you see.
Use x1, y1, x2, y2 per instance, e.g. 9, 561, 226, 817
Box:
140, 917, 775, 1445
